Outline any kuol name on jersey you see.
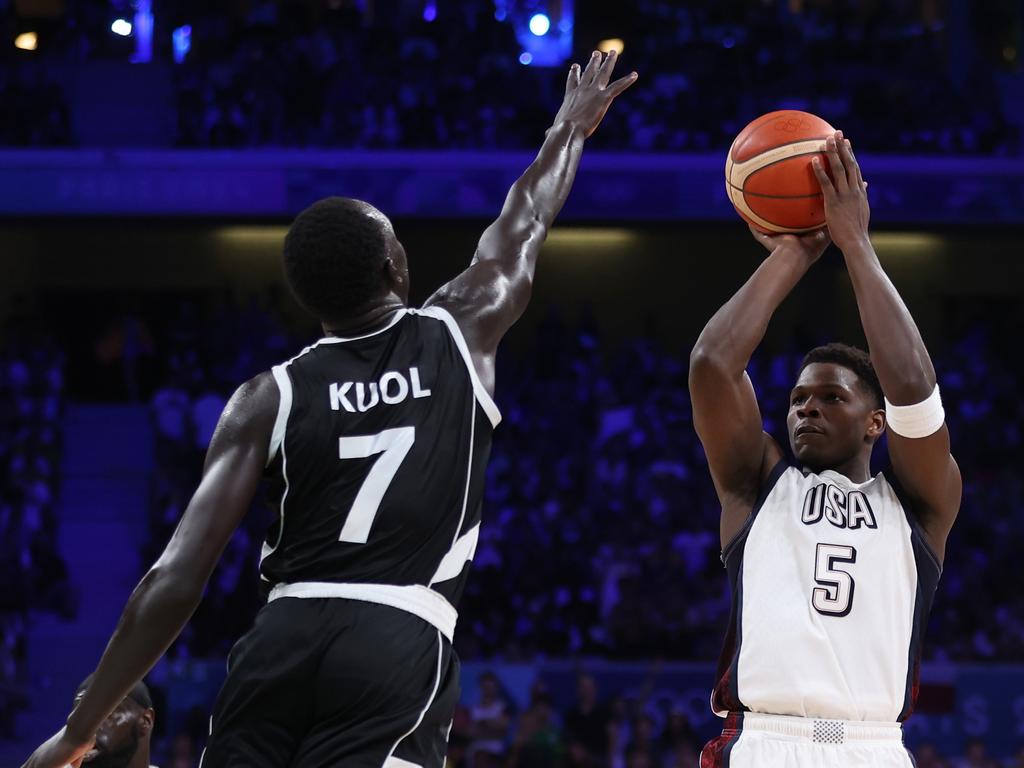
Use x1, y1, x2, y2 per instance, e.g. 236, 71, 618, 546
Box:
801, 482, 878, 530
329, 367, 432, 413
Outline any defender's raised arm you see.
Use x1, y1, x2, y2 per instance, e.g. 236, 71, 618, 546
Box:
426, 50, 637, 392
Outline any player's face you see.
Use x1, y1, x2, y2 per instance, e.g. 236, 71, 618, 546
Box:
75, 695, 148, 768
787, 363, 879, 472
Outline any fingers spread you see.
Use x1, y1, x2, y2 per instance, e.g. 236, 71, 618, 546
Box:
596, 49, 618, 87
581, 50, 602, 85
565, 62, 581, 93
606, 71, 638, 98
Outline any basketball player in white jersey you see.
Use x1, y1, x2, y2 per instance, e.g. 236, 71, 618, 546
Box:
22, 53, 637, 768
689, 131, 961, 767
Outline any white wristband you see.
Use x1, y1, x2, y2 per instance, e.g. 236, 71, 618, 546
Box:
884, 384, 945, 439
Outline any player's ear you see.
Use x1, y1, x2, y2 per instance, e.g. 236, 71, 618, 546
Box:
867, 409, 885, 440
138, 707, 155, 736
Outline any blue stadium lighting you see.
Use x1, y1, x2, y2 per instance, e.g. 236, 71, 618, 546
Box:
172, 25, 192, 63
528, 13, 550, 36
111, 18, 133, 36
518, 51, 533, 65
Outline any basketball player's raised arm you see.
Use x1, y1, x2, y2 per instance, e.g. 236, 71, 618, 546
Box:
424, 50, 637, 393
21, 373, 277, 768
813, 132, 961, 556
689, 228, 830, 546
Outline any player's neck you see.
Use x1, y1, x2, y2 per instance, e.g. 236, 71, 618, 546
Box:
816, 455, 872, 484
322, 296, 406, 338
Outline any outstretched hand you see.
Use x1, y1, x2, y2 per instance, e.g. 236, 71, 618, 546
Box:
749, 224, 831, 265
811, 130, 871, 253
552, 50, 638, 138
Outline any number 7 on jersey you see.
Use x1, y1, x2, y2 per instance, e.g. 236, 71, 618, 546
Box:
337, 427, 415, 543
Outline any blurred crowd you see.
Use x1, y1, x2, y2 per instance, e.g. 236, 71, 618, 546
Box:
0, 321, 71, 737
2, 289, 1022, 763
129, 299, 1024, 668
1, 0, 1019, 154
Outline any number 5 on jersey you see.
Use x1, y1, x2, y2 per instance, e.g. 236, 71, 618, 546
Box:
813, 543, 857, 617
337, 427, 415, 543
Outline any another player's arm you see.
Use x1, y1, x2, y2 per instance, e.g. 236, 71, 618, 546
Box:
813, 132, 961, 559
21, 373, 277, 768
424, 50, 637, 393
689, 228, 830, 547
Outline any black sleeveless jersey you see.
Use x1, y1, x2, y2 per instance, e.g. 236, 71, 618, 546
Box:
260, 307, 499, 612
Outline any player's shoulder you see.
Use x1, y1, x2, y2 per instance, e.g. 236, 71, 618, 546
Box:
217, 371, 279, 441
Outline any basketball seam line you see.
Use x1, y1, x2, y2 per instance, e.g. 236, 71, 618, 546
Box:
730, 134, 831, 164
726, 182, 824, 200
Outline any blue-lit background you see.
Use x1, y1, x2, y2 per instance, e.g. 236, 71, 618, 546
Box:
1, 1, 1023, 766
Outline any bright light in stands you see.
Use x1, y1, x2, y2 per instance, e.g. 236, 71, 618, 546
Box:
172, 25, 191, 63
423, 1, 437, 22
518, 51, 533, 65
528, 13, 550, 36
111, 18, 133, 36
14, 32, 38, 51
597, 38, 624, 55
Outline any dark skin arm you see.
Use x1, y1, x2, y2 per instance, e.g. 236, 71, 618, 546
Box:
424, 50, 637, 393
813, 132, 961, 559
22, 372, 278, 768
689, 228, 831, 548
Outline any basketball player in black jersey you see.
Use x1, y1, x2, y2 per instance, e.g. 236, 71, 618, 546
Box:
23, 52, 637, 768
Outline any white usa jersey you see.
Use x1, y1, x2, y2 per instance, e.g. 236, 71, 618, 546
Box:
711, 462, 942, 722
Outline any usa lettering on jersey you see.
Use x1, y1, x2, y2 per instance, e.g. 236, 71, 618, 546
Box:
329, 367, 432, 413
800, 482, 878, 530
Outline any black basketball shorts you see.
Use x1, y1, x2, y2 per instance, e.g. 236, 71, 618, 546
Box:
199, 597, 459, 768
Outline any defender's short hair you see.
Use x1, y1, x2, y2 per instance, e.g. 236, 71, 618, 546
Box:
283, 197, 389, 321
799, 343, 884, 409
76, 675, 153, 710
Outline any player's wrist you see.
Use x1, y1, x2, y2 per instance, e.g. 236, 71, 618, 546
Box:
546, 120, 588, 142
836, 233, 874, 259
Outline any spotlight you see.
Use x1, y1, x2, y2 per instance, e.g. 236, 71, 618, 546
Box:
111, 18, 133, 36
14, 32, 38, 51
597, 38, 624, 55
528, 13, 550, 36
519, 51, 533, 65
172, 25, 191, 63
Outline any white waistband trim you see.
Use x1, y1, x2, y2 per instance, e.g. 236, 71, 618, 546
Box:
740, 713, 903, 743
267, 582, 457, 642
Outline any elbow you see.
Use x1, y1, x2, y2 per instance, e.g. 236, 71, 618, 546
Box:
689, 342, 723, 375
688, 342, 733, 391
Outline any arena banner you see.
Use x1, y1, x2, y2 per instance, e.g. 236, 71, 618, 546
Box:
1, 150, 1022, 224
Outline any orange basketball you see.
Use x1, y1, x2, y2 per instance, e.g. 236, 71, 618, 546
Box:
725, 110, 836, 234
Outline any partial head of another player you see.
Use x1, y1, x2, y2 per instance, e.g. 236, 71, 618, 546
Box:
787, 343, 886, 473
283, 196, 410, 324
73, 676, 155, 768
